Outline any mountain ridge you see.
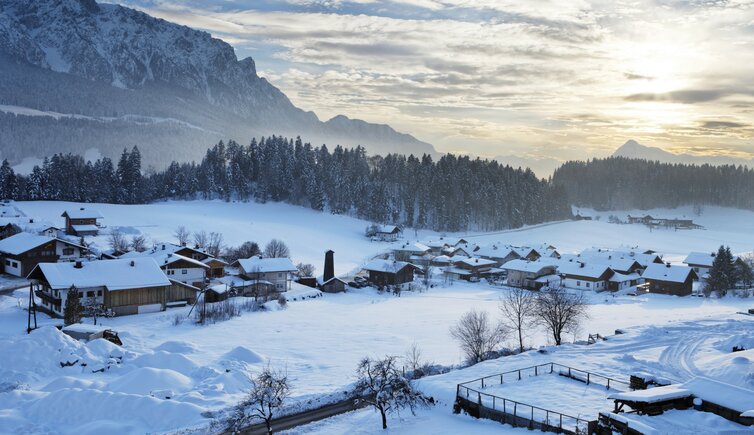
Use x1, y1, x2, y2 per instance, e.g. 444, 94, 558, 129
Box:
0, 0, 437, 165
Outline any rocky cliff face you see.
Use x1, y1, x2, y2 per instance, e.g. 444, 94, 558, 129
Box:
0, 0, 436, 165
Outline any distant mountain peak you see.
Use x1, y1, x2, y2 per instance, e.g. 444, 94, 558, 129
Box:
612, 140, 752, 167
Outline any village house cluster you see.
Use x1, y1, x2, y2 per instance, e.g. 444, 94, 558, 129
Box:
382, 234, 743, 296
0, 203, 329, 320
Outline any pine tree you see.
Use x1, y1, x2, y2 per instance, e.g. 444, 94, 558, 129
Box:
64, 285, 83, 326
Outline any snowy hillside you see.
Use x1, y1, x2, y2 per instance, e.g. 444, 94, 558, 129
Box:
0, 0, 436, 165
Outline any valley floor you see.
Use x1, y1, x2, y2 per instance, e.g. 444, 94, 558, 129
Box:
0, 200, 753, 434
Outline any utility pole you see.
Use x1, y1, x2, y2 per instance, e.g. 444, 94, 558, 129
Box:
27, 283, 37, 334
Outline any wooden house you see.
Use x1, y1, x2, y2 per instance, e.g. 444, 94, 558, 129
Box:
61, 208, 103, 236
233, 256, 298, 292
681, 251, 742, 277
202, 257, 228, 278
451, 257, 498, 280
392, 242, 432, 264
0, 233, 85, 277
374, 225, 402, 241
362, 259, 419, 287
502, 259, 558, 290
28, 258, 179, 317
641, 263, 698, 296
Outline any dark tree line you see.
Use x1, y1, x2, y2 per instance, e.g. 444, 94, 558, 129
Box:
553, 157, 754, 211
2, 136, 571, 232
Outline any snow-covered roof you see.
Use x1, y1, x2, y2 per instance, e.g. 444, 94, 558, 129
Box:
62, 208, 103, 219
474, 245, 516, 259
62, 323, 108, 334
363, 259, 416, 273
455, 257, 497, 267
683, 377, 754, 413
581, 256, 641, 272
431, 255, 452, 263
30, 258, 171, 291
376, 225, 400, 234
0, 232, 57, 255
556, 260, 613, 279
609, 272, 641, 283
443, 267, 472, 275
581, 248, 662, 267
501, 259, 556, 274
608, 384, 691, 403
683, 251, 716, 267
642, 263, 696, 283
236, 256, 297, 273
392, 242, 431, 253
121, 250, 208, 269
201, 257, 228, 265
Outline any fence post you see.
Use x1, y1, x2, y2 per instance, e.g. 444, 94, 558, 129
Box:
550, 363, 553, 373
482, 378, 485, 388
477, 392, 481, 406
518, 369, 521, 380
568, 367, 571, 377
535, 365, 538, 376
514, 402, 517, 419
607, 378, 610, 390
587, 373, 590, 385
500, 374, 503, 384
492, 396, 495, 410
559, 414, 562, 431
530, 407, 534, 428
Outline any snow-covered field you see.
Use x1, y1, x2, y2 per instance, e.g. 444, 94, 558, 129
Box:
1, 200, 753, 434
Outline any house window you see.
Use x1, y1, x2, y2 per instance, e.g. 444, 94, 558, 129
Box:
12, 261, 18, 268
97, 290, 102, 296
87, 291, 94, 297
62, 248, 74, 256
576, 281, 581, 286
586, 282, 590, 288
4, 260, 8, 266
182, 269, 187, 275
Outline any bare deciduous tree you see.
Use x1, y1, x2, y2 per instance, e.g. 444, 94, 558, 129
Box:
354, 355, 430, 430
193, 230, 208, 249
499, 288, 537, 353
264, 239, 290, 258
296, 262, 315, 277
108, 229, 129, 253
404, 342, 423, 372
206, 231, 224, 258
130, 234, 147, 252
174, 226, 190, 246
228, 366, 290, 435
535, 287, 588, 345
450, 309, 507, 364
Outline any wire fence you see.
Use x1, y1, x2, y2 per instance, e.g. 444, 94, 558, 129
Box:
456, 362, 629, 434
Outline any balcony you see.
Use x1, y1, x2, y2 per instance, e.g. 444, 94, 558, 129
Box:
35, 290, 61, 305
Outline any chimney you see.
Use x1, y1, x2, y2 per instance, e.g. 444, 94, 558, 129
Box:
666, 262, 671, 268
74, 261, 83, 269
324, 250, 334, 281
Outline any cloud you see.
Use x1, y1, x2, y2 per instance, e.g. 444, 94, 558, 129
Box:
120, 0, 754, 160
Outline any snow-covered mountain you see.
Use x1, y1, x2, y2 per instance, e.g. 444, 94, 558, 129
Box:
0, 0, 436, 165
613, 139, 753, 167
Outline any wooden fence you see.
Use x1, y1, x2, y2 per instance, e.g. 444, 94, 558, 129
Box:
456, 362, 629, 434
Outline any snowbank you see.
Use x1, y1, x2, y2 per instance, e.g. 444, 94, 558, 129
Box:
105, 367, 193, 395
24, 388, 206, 433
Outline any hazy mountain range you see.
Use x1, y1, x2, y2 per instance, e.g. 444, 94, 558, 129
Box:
0, 0, 436, 167
612, 140, 754, 167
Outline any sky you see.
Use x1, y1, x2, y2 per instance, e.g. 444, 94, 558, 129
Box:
118, 0, 754, 163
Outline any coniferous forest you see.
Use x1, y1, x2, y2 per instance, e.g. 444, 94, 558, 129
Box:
0, 137, 571, 232
552, 157, 754, 211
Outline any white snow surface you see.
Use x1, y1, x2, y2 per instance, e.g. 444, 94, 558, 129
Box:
1, 201, 754, 433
